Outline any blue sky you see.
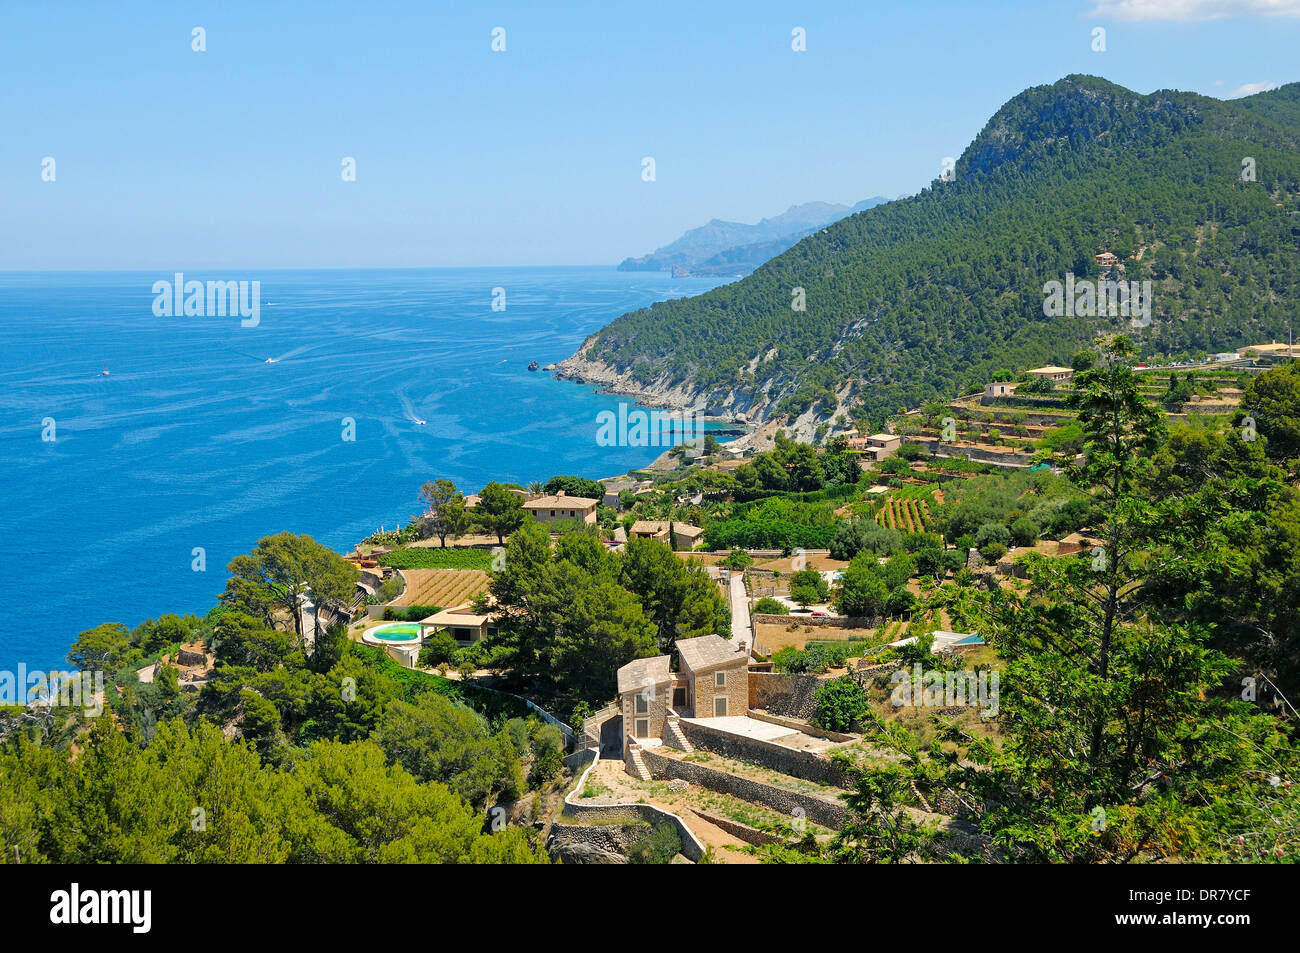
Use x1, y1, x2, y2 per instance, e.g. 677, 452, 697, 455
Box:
2, 0, 1297, 268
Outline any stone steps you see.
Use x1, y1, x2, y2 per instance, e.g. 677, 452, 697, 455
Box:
625, 740, 653, 781
664, 713, 693, 753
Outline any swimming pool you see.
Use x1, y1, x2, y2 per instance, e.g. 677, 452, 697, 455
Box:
362, 622, 422, 644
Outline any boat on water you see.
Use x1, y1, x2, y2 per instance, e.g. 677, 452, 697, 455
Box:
414, 419, 426, 426
265, 357, 277, 364
100, 368, 110, 376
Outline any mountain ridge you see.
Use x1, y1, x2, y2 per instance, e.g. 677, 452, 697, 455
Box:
617, 198, 887, 275
560, 75, 1300, 439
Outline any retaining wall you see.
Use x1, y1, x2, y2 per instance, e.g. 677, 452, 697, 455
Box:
679, 718, 848, 788
747, 671, 831, 720
641, 748, 847, 830
560, 749, 705, 862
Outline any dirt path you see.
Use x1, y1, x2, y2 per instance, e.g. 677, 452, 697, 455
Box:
678, 812, 761, 864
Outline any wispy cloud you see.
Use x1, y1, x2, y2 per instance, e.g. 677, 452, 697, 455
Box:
1090, 0, 1300, 21
1226, 80, 1281, 97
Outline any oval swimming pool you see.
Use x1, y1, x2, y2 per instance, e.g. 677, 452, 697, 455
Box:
362, 622, 422, 644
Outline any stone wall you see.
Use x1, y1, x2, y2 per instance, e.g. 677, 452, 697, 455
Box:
559, 800, 703, 862
560, 750, 705, 862
691, 811, 785, 847
641, 749, 846, 830
546, 821, 635, 863
679, 719, 848, 788
748, 671, 830, 720
907, 439, 1034, 467
753, 613, 880, 628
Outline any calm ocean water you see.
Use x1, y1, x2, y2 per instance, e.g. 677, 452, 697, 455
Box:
0, 267, 731, 671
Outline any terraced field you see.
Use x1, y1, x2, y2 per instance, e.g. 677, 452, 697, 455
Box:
875, 493, 931, 533
395, 569, 490, 607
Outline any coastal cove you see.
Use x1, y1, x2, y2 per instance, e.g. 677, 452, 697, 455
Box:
0, 267, 733, 671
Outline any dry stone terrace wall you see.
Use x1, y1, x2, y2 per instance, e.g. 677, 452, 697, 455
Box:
560, 749, 705, 862
560, 800, 704, 863
678, 718, 848, 788
753, 613, 881, 628
641, 748, 847, 830
907, 439, 1035, 466
748, 671, 830, 720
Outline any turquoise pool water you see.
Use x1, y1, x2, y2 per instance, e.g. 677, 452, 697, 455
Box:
368, 623, 421, 642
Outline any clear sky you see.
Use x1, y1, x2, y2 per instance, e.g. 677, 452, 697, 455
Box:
2, 0, 1297, 269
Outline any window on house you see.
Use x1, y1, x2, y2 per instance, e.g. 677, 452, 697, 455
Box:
715, 670, 726, 687
713, 697, 727, 717
635, 694, 648, 714
635, 718, 649, 737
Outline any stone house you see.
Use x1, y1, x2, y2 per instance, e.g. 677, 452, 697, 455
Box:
629, 520, 705, 550
676, 634, 750, 718
522, 490, 598, 525
617, 655, 673, 742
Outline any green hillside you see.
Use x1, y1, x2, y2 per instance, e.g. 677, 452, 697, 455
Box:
569, 76, 1300, 428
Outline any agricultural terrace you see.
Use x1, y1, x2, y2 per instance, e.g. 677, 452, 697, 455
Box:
395, 569, 490, 608
377, 546, 496, 571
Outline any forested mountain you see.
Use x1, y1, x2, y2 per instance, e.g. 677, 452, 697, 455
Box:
563, 76, 1300, 430
617, 198, 886, 274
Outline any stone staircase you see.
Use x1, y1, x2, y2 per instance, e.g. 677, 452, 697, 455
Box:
663, 712, 693, 753
624, 737, 653, 781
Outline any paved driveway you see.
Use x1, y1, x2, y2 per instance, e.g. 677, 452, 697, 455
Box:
729, 572, 754, 648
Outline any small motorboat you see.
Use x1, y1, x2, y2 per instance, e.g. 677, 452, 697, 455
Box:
414, 419, 426, 426
265, 357, 277, 364
527, 360, 539, 371
100, 368, 110, 376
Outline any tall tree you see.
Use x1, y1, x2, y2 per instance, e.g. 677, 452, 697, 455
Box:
221, 532, 359, 650
419, 479, 469, 547
474, 482, 526, 545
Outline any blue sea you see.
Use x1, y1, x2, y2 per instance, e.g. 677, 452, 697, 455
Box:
0, 268, 731, 672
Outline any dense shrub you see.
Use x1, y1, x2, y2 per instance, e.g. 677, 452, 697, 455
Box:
813, 676, 869, 732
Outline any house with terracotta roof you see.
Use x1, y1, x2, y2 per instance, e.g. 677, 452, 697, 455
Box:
418, 604, 498, 644
629, 520, 704, 550
615, 633, 751, 744
522, 490, 598, 525
1026, 365, 1075, 382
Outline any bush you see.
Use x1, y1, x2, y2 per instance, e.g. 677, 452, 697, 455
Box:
753, 597, 789, 615
1010, 516, 1041, 547
528, 723, 566, 786
789, 584, 822, 608
813, 676, 868, 732
721, 549, 753, 570
772, 643, 850, 674
975, 522, 1011, 548
979, 541, 1008, 563
383, 604, 441, 622
789, 568, 830, 601
419, 630, 461, 667
627, 821, 684, 864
